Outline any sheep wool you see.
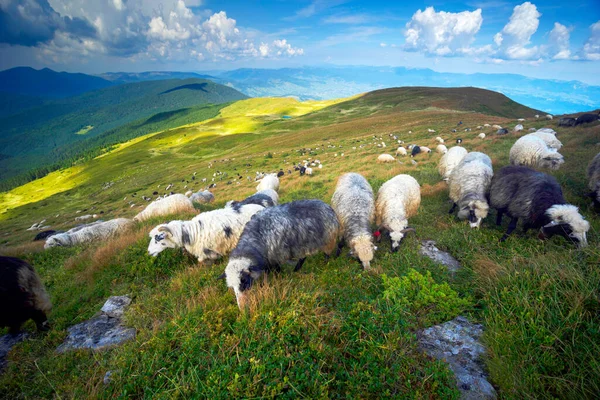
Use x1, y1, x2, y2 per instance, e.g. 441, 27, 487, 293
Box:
134, 194, 195, 222
190, 190, 215, 205
477, 133, 486, 139
331, 173, 375, 269
448, 152, 493, 228
531, 131, 562, 150
435, 144, 448, 154
420, 146, 432, 153
256, 174, 279, 192
587, 152, 600, 208
396, 147, 407, 156
438, 146, 468, 181
227, 189, 279, 210
377, 154, 395, 163
221, 200, 340, 308
45, 218, 133, 249
375, 174, 420, 251
148, 204, 265, 264
509, 134, 564, 170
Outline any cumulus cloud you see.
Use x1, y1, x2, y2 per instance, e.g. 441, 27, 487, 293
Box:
580, 21, 600, 61
404, 7, 486, 57
493, 2, 541, 60
548, 22, 571, 60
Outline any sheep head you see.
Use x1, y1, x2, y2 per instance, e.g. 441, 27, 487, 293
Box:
541, 153, 564, 170
540, 205, 589, 247
223, 258, 263, 310
147, 223, 179, 256
389, 227, 416, 251
350, 235, 375, 270
458, 199, 489, 228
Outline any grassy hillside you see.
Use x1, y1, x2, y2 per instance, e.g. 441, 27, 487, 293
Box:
0, 87, 598, 398
0, 78, 247, 186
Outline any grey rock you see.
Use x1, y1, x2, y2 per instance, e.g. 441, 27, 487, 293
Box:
419, 240, 461, 272
57, 315, 135, 353
419, 316, 497, 400
100, 296, 132, 318
0, 333, 28, 370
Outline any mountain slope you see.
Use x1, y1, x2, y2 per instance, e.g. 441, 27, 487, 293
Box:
0, 67, 114, 98
99, 71, 219, 84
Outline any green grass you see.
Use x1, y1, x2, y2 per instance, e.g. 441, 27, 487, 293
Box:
0, 88, 598, 398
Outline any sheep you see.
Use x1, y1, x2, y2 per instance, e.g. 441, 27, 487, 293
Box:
587, 152, 600, 209
33, 230, 61, 241
536, 128, 556, 135
256, 174, 279, 192
420, 146, 432, 153
490, 166, 589, 246
411, 146, 421, 157
438, 146, 468, 181
531, 131, 562, 150
0, 256, 52, 333
227, 189, 279, 209
436, 144, 448, 154
331, 173, 375, 269
576, 112, 599, 125
558, 117, 576, 127
518, 118, 525, 122
535, 114, 540, 119
478, 133, 486, 139
546, 114, 553, 120
148, 204, 265, 264
497, 128, 509, 135
492, 125, 503, 130
509, 134, 564, 170
375, 175, 420, 251
185, 190, 193, 197
377, 154, 396, 163
219, 200, 340, 308
456, 138, 463, 144
514, 124, 524, 132
396, 147, 407, 156
305, 167, 313, 175
428, 129, 436, 133
45, 218, 132, 249
190, 190, 215, 205
435, 137, 444, 143
448, 152, 493, 228
134, 194, 195, 222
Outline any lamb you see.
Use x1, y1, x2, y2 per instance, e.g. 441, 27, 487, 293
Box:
0, 256, 52, 333
438, 146, 468, 181
375, 175, 420, 251
227, 189, 279, 209
587, 152, 600, 209
490, 166, 589, 246
148, 204, 265, 264
477, 133, 486, 139
134, 194, 195, 222
219, 200, 340, 308
531, 131, 562, 150
331, 173, 376, 269
45, 218, 133, 249
436, 144, 448, 154
256, 174, 280, 192
377, 154, 396, 163
190, 190, 215, 205
448, 152, 493, 228
509, 134, 564, 170
396, 147, 407, 156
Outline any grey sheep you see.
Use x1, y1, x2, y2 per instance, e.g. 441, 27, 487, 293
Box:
587, 152, 600, 209
220, 200, 340, 308
226, 189, 279, 210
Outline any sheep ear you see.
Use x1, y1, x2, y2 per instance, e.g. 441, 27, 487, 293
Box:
543, 221, 558, 228
217, 272, 227, 280
157, 225, 173, 237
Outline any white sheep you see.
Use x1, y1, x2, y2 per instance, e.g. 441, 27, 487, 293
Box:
531, 131, 562, 150
484, 124, 491, 127
377, 154, 396, 163
478, 133, 486, 139
420, 146, 432, 153
438, 146, 468, 181
331, 173, 375, 269
185, 190, 193, 197
435, 137, 444, 143
535, 114, 540, 119
190, 190, 215, 205
396, 147, 407, 156
45, 218, 133, 249
134, 194, 195, 222
428, 129, 436, 133
509, 134, 564, 170
436, 144, 448, 154
305, 167, 313, 175
448, 152, 494, 228
546, 114, 553, 120
148, 204, 265, 264
514, 124, 524, 132
536, 127, 557, 135
375, 175, 420, 251
256, 174, 280, 192
492, 125, 503, 130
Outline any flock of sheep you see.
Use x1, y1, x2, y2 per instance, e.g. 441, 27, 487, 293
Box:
3, 119, 600, 330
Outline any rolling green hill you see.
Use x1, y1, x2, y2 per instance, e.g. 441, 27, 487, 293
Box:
0, 88, 598, 398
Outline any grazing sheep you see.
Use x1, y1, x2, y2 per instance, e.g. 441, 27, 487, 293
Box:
148, 204, 264, 264
438, 146, 468, 181
477, 133, 486, 139
435, 137, 444, 143
546, 114, 553, 120
497, 128, 509, 135
331, 173, 375, 269
509, 134, 564, 170
575, 112, 599, 125
587, 152, 600, 209
531, 131, 562, 150
190, 190, 215, 205
514, 124, 524, 132
420, 146, 432, 153
305, 167, 313, 175
436, 144, 448, 154
45, 218, 133, 249
536, 128, 557, 135
411, 146, 421, 157
448, 152, 493, 228
535, 115, 540, 119
490, 166, 589, 246
396, 147, 407, 156
428, 129, 436, 133
456, 138, 463, 144
227, 189, 279, 209
0, 257, 52, 333
220, 200, 340, 308
33, 230, 60, 241
185, 190, 193, 197
558, 117, 576, 127
134, 194, 195, 222
375, 175, 420, 251
517, 118, 525, 122
256, 174, 280, 192
377, 154, 396, 163
492, 125, 503, 130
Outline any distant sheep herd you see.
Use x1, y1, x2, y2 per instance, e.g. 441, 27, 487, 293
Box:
3, 116, 600, 331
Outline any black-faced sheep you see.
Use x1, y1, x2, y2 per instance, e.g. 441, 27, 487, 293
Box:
220, 200, 340, 308
587, 152, 600, 209
509, 134, 564, 170
134, 194, 195, 222
256, 174, 279, 192
0, 256, 51, 333
490, 166, 589, 246
448, 152, 493, 228
45, 218, 133, 249
375, 174, 420, 251
438, 146, 468, 181
331, 173, 375, 269
148, 204, 265, 264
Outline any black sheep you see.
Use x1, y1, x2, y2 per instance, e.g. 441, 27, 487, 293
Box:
410, 146, 421, 157
575, 112, 599, 125
558, 117, 577, 127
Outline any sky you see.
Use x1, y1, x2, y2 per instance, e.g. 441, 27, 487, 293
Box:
1, 0, 599, 84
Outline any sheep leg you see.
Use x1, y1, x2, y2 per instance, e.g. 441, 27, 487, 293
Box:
449, 203, 457, 214
496, 210, 504, 226
500, 217, 518, 242
33, 310, 50, 331
293, 258, 306, 272
522, 223, 532, 233
336, 238, 345, 257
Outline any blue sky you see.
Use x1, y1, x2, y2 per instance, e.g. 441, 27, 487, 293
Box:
1, 1, 599, 83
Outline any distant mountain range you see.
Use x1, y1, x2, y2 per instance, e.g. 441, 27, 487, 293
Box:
98, 71, 217, 84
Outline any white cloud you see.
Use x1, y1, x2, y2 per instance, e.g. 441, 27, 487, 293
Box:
548, 22, 571, 60
323, 13, 373, 24
403, 7, 487, 57
493, 2, 541, 60
380, 42, 387, 47
581, 21, 600, 61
